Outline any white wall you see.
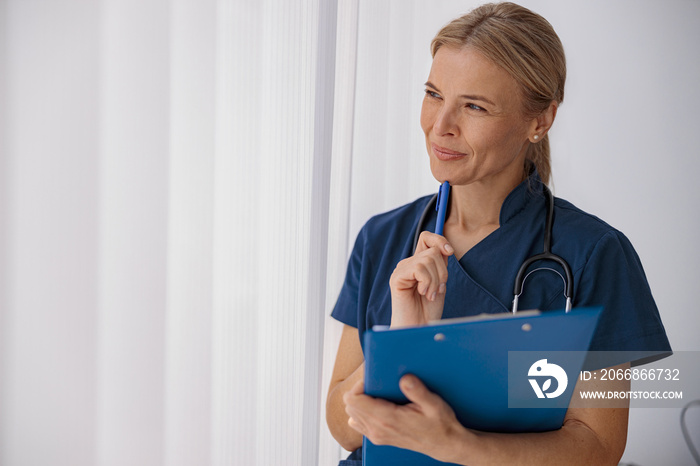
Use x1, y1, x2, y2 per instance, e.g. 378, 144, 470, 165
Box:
347, 0, 700, 464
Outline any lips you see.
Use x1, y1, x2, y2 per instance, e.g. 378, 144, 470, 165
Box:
432, 143, 468, 161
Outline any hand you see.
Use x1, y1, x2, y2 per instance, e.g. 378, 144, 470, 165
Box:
389, 231, 454, 327
343, 374, 469, 462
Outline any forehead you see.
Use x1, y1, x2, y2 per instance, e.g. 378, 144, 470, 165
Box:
428, 46, 522, 108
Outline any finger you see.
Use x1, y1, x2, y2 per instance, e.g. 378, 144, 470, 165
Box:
426, 248, 449, 297
344, 380, 369, 433
415, 231, 455, 256
414, 261, 439, 299
349, 378, 364, 396
392, 258, 430, 293
343, 380, 364, 420
392, 251, 448, 302
416, 248, 449, 301
343, 378, 364, 407
345, 389, 397, 436
346, 402, 369, 435
347, 414, 366, 434
399, 374, 444, 416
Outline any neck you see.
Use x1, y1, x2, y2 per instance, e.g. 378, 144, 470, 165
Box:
441, 172, 524, 260
447, 172, 525, 232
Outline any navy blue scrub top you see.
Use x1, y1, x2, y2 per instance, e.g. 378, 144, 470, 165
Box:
331, 173, 671, 368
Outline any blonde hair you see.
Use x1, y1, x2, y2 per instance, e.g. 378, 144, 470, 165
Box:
431, 2, 566, 185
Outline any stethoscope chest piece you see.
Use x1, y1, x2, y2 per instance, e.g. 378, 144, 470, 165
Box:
511, 186, 573, 313
413, 184, 574, 314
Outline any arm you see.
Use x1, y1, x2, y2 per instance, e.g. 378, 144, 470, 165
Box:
344, 227, 630, 463
326, 324, 365, 451
327, 231, 453, 449
344, 363, 630, 465
444, 363, 630, 465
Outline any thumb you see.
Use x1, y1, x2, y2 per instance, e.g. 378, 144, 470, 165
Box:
399, 374, 442, 413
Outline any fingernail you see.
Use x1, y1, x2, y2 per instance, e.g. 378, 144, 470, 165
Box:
430, 291, 437, 301
439, 283, 446, 294
444, 243, 454, 254
402, 376, 414, 390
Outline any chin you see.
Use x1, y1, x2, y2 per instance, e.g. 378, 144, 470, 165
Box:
428, 160, 447, 183
429, 159, 466, 185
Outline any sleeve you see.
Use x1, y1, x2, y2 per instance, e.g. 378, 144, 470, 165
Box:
576, 230, 672, 368
330, 226, 366, 328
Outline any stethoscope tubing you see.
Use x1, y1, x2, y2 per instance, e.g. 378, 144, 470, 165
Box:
412, 185, 574, 313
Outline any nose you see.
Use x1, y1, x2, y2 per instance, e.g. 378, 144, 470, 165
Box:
433, 104, 459, 137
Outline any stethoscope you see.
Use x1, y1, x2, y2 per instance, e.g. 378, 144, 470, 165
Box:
412, 185, 574, 313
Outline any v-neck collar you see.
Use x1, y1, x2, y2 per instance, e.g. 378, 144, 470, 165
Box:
444, 170, 547, 315
499, 169, 545, 226
450, 170, 545, 262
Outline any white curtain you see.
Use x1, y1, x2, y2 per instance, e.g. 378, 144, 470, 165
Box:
0, 0, 355, 465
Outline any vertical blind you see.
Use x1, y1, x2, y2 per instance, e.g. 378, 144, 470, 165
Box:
210, 0, 337, 464
0, 0, 351, 464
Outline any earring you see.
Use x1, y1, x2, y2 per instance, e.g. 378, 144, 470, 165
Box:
533, 134, 539, 141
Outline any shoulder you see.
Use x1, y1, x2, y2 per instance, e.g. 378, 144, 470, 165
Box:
552, 198, 671, 357
336, 195, 434, 330
551, 197, 637, 272
553, 197, 615, 238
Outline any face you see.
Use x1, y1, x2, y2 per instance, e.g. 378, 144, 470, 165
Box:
420, 46, 537, 188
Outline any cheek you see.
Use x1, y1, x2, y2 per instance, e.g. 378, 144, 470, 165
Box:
420, 99, 434, 134
479, 121, 528, 153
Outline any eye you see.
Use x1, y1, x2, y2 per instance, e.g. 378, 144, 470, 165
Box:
466, 103, 485, 112
424, 89, 442, 100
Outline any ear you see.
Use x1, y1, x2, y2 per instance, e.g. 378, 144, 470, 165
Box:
528, 101, 558, 143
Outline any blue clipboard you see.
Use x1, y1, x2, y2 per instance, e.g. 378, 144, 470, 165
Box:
362, 307, 603, 466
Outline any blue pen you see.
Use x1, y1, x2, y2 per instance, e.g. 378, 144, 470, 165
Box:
434, 181, 450, 235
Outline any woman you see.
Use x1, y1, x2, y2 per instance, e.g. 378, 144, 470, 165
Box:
326, 3, 671, 465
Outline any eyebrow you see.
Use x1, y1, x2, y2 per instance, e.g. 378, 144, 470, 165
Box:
424, 81, 496, 106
